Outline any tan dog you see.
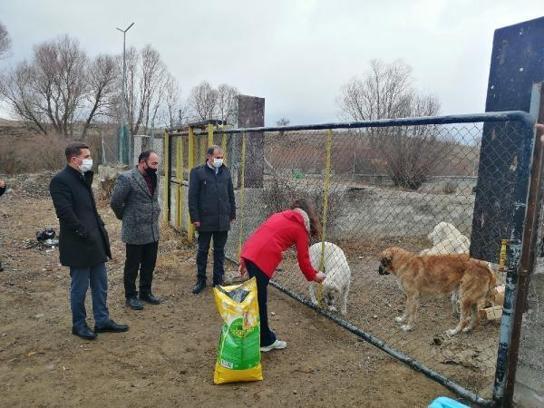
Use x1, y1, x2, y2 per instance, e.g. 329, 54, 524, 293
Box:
378, 247, 497, 336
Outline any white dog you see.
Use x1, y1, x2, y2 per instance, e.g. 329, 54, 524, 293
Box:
308, 242, 351, 315
420, 222, 470, 255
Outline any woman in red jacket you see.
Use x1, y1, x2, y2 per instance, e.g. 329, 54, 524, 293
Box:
240, 199, 326, 352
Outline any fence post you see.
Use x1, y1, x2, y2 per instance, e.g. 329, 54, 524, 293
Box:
320, 129, 333, 258
175, 135, 184, 230
503, 84, 544, 406
221, 125, 228, 164
237, 132, 247, 258
100, 130, 106, 165
207, 123, 214, 148
187, 127, 195, 242
492, 116, 537, 407
317, 129, 333, 305
162, 130, 170, 224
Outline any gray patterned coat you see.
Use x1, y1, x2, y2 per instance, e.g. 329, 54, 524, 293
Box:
110, 168, 160, 245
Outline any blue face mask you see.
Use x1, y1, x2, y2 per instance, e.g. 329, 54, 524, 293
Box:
213, 158, 224, 168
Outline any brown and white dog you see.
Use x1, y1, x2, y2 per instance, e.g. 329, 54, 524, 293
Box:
378, 247, 497, 336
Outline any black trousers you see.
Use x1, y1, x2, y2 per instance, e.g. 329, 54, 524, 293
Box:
196, 231, 228, 285
124, 241, 159, 299
246, 260, 277, 347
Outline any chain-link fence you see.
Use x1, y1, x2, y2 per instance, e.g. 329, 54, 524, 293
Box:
163, 112, 539, 407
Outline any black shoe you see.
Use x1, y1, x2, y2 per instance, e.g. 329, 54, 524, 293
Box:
0, 262, 3, 272
192, 280, 206, 294
94, 319, 129, 333
72, 324, 97, 340
213, 279, 224, 287
126, 297, 144, 310
140, 293, 161, 305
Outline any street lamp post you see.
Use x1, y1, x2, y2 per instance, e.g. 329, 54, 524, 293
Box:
116, 22, 134, 165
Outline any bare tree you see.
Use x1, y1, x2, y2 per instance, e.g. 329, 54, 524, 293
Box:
276, 117, 290, 137
187, 81, 240, 124
122, 45, 168, 135
188, 81, 218, 121
177, 103, 191, 126
160, 74, 191, 128
369, 94, 448, 189
338, 59, 446, 189
1, 35, 121, 138
0, 61, 48, 133
163, 73, 180, 128
81, 54, 119, 138
0, 35, 87, 136
142, 46, 167, 132
0, 21, 10, 60
216, 83, 239, 124
35, 36, 88, 136
276, 117, 290, 126
338, 59, 413, 122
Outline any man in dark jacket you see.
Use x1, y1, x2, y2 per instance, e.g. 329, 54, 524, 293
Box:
110, 150, 161, 310
0, 178, 5, 272
49, 142, 128, 340
188, 145, 236, 294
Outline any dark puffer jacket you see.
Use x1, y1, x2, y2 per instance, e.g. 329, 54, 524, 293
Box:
188, 163, 236, 232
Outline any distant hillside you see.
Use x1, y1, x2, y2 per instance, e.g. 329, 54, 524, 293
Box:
0, 118, 24, 127
0, 120, 33, 138
0, 121, 120, 174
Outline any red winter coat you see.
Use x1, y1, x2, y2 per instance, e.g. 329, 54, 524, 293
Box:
241, 210, 317, 281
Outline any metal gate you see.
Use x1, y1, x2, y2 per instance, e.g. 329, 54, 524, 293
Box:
162, 111, 540, 407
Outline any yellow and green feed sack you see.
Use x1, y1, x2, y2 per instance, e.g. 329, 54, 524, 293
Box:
213, 277, 263, 384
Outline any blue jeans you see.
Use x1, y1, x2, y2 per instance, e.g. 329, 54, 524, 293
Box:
69, 263, 110, 329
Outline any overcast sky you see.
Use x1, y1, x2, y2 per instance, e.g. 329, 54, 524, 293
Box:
0, 0, 543, 125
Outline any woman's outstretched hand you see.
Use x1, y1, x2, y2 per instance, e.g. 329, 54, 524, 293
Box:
239, 259, 247, 277
314, 271, 326, 283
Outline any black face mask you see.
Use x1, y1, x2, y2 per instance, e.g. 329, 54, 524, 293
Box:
145, 162, 157, 175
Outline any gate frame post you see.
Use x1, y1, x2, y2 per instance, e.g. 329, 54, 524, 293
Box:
162, 129, 170, 224
500, 84, 544, 407
187, 126, 195, 242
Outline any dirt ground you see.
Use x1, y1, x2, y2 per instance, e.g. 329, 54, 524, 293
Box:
0, 173, 456, 408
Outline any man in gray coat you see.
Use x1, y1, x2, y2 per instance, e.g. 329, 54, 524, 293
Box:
111, 150, 161, 310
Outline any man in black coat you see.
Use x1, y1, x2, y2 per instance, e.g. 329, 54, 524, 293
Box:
188, 145, 236, 294
49, 142, 128, 340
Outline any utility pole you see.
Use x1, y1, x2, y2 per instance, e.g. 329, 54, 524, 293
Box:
116, 22, 135, 165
